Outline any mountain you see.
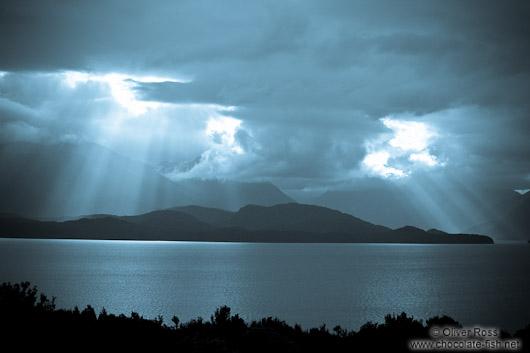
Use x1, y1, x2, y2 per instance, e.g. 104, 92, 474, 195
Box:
378, 226, 490, 244
170, 205, 235, 226
121, 210, 214, 233
0, 142, 294, 218
467, 196, 530, 240
310, 188, 428, 230
0, 203, 493, 244
309, 185, 525, 238
0, 141, 183, 218
0, 214, 151, 240
170, 203, 390, 235
175, 179, 295, 211
224, 203, 389, 234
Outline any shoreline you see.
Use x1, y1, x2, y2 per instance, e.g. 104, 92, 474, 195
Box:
0, 235, 496, 245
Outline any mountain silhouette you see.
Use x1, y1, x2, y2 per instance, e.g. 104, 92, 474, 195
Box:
467, 195, 530, 240
0, 142, 293, 219
309, 188, 427, 230
0, 203, 493, 244
224, 203, 389, 234
309, 185, 526, 239
177, 179, 294, 211
381, 226, 489, 244
121, 210, 214, 233
0, 214, 150, 240
170, 205, 235, 226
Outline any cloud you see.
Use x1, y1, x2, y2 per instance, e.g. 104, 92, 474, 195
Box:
0, 71, 227, 165
0, 1, 529, 192
0, 120, 53, 144
381, 118, 436, 152
159, 115, 260, 181
205, 116, 244, 154
63, 71, 187, 115
361, 117, 441, 179
362, 150, 406, 179
409, 152, 438, 167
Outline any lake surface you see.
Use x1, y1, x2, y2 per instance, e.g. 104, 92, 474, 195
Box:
0, 239, 529, 333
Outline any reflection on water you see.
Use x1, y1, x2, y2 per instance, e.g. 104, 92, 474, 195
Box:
0, 239, 528, 332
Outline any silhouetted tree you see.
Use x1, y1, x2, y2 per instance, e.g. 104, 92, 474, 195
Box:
1, 281, 528, 352
171, 315, 180, 328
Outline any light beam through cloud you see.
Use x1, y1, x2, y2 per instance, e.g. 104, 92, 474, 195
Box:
62, 71, 186, 115
362, 117, 441, 179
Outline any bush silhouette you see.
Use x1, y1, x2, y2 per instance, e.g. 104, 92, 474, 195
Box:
0, 281, 527, 352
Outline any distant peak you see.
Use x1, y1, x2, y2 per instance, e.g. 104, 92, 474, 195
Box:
238, 204, 267, 212
426, 228, 447, 235
394, 225, 424, 232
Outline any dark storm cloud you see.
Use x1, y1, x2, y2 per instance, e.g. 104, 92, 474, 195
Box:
0, 0, 529, 190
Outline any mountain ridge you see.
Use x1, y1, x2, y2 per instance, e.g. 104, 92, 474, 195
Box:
466, 197, 530, 240
0, 142, 294, 218
0, 203, 493, 244
308, 186, 527, 240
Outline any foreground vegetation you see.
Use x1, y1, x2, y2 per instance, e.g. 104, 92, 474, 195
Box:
1, 282, 527, 352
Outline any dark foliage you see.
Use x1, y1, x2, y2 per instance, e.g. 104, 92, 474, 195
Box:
0, 282, 526, 352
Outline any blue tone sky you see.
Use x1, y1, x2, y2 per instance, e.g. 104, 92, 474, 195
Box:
0, 0, 529, 194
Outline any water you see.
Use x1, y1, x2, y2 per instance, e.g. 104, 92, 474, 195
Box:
0, 238, 529, 333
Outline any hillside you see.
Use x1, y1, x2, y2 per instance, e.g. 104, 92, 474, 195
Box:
468, 196, 530, 240
0, 204, 493, 244
309, 186, 526, 240
0, 142, 294, 218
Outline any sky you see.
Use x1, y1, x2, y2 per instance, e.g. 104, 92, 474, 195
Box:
1, 0, 529, 195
